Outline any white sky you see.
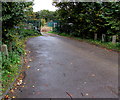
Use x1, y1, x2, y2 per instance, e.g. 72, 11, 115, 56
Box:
33, 0, 58, 12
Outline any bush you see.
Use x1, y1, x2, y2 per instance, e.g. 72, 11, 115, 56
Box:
1, 23, 41, 93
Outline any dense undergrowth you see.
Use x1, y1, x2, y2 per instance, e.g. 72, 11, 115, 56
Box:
48, 31, 120, 52
1, 23, 41, 94
1, 2, 42, 97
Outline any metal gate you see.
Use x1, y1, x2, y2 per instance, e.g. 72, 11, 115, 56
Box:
47, 20, 60, 32
26, 19, 41, 33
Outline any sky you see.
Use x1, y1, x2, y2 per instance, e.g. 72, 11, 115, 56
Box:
33, 0, 58, 12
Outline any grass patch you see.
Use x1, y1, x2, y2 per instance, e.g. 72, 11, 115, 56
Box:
49, 31, 120, 52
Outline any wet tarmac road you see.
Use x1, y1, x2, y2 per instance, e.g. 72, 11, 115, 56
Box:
16, 33, 118, 98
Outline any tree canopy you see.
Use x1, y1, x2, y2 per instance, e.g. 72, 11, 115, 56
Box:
2, 2, 33, 41
53, 2, 120, 41
36, 10, 58, 22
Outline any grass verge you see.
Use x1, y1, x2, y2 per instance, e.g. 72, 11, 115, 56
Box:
48, 31, 120, 52
1, 23, 42, 96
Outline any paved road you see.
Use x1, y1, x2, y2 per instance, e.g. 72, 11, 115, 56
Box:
15, 33, 118, 98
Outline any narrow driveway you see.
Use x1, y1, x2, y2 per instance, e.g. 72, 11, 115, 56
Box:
15, 33, 118, 98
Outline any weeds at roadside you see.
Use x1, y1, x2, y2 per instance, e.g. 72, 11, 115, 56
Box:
1, 23, 41, 94
48, 31, 120, 52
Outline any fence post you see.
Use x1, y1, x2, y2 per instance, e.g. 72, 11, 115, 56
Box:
94, 34, 97, 40
1, 44, 8, 56
102, 34, 106, 42
112, 35, 116, 43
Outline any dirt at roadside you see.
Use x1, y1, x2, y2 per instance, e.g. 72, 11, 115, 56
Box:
41, 26, 52, 32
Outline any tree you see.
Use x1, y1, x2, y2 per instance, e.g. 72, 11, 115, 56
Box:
2, 2, 33, 41
53, 2, 120, 41
36, 10, 57, 22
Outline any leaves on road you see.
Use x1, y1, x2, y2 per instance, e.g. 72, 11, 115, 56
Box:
84, 82, 87, 84
27, 65, 31, 69
12, 96, 16, 98
91, 74, 95, 77
17, 80, 23, 86
29, 59, 32, 62
10, 89, 14, 93
85, 93, 89, 96
4, 95, 10, 99
32, 85, 35, 88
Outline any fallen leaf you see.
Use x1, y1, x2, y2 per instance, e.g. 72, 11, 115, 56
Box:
19, 80, 22, 83
32, 85, 35, 88
17, 80, 22, 85
91, 74, 95, 77
27, 65, 31, 68
8, 75, 11, 77
85, 93, 89, 96
108, 50, 112, 51
10, 89, 14, 93
22, 85, 25, 87
29, 59, 32, 62
84, 82, 87, 84
24, 59, 27, 63
12, 96, 16, 98
4, 95, 9, 99
14, 84, 17, 87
